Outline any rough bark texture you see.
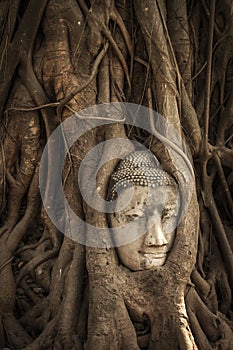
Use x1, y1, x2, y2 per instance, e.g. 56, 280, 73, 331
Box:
0, 0, 233, 349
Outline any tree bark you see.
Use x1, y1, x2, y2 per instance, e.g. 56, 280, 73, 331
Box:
0, 1, 233, 349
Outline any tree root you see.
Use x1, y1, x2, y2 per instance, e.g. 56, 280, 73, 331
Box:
3, 314, 32, 349
186, 286, 233, 349
56, 42, 109, 120
55, 244, 85, 350
23, 318, 57, 350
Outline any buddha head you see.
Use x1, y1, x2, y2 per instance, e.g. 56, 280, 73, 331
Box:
108, 151, 180, 271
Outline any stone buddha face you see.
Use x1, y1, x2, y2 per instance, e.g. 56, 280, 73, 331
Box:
109, 184, 179, 271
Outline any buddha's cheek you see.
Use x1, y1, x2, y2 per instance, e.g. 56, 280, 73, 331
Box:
116, 241, 142, 271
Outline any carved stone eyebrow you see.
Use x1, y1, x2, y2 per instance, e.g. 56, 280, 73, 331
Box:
163, 199, 180, 216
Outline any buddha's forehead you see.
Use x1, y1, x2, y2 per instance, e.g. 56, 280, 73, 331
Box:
114, 185, 178, 212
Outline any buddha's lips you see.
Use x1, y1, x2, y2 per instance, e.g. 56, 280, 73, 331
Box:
139, 250, 169, 256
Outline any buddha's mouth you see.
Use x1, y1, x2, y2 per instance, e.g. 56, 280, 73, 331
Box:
139, 248, 170, 255
140, 251, 168, 259
139, 252, 168, 268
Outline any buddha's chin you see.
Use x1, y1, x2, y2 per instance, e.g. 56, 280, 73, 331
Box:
138, 253, 167, 270
119, 253, 168, 271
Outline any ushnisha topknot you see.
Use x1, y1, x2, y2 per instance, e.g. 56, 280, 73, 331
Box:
109, 150, 177, 200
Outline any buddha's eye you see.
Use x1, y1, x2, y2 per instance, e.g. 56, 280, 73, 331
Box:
126, 214, 139, 220
125, 209, 144, 220
162, 207, 176, 220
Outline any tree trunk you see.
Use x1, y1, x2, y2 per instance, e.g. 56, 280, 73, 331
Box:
0, 1, 233, 349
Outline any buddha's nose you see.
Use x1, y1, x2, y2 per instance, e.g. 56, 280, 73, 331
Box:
144, 221, 168, 247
